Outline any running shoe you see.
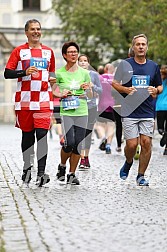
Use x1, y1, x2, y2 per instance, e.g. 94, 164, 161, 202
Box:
160, 132, 167, 147
67, 173, 80, 185
120, 161, 133, 180
36, 174, 50, 187
84, 157, 91, 169
99, 138, 107, 151
116, 147, 122, 152
22, 167, 32, 183
105, 146, 111, 154
136, 175, 149, 186
78, 158, 85, 170
56, 164, 66, 181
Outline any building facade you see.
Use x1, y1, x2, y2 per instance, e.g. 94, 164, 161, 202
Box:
0, 0, 64, 122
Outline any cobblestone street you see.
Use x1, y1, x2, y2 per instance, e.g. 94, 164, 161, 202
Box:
0, 124, 167, 252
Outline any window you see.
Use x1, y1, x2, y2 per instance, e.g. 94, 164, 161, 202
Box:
23, 0, 40, 11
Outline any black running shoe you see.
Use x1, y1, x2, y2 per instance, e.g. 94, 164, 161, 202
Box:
99, 138, 107, 151
56, 164, 66, 181
36, 174, 50, 187
22, 168, 32, 183
67, 173, 80, 185
160, 132, 167, 147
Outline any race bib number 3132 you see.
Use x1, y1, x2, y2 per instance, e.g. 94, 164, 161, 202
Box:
132, 75, 150, 88
30, 57, 48, 70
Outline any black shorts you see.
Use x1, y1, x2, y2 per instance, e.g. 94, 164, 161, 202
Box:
97, 110, 115, 123
53, 106, 61, 124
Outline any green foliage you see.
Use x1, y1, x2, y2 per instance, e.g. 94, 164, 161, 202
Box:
52, 0, 167, 67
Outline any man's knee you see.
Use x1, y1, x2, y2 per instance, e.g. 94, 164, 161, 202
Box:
126, 139, 138, 151
140, 138, 151, 150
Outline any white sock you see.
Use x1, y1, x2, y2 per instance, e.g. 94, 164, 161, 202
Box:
60, 163, 66, 167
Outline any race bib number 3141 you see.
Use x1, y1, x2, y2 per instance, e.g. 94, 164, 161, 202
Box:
132, 75, 150, 88
30, 57, 48, 70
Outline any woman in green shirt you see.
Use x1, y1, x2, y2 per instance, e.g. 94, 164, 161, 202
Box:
53, 41, 92, 185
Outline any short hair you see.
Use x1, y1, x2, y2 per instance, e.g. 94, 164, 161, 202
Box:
78, 54, 90, 63
97, 65, 104, 75
132, 34, 148, 46
61, 41, 80, 61
128, 47, 134, 57
104, 63, 115, 74
62, 41, 80, 55
25, 19, 41, 31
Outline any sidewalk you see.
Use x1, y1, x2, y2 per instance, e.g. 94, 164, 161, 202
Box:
0, 124, 167, 252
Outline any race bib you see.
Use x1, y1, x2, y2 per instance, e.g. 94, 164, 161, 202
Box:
132, 75, 150, 88
30, 57, 48, 70
62, 96, 80, 110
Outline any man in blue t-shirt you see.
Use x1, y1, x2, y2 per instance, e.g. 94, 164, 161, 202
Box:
112, 34, 163, 186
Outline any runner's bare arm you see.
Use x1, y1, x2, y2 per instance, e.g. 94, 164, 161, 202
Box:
112, 80, 137, 95
147, 85, 163, 98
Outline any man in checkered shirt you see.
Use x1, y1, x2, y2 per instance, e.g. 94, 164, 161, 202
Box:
4, 19, 56, 186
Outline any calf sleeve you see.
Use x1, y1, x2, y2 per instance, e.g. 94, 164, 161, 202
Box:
36, 128, 48, 176
21, 130, 35, 170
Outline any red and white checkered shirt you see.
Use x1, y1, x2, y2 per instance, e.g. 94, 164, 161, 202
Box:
6, 43, 55, 111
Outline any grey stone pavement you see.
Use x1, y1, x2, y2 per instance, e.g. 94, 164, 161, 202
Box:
0, 123, 167, 252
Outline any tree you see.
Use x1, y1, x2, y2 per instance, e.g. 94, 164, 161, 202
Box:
52, 0, 167, 67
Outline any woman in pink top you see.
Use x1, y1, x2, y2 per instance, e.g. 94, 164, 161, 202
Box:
97, 64, 115, 154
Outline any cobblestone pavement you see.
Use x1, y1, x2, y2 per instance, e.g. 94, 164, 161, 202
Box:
0, 124, 167, 252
